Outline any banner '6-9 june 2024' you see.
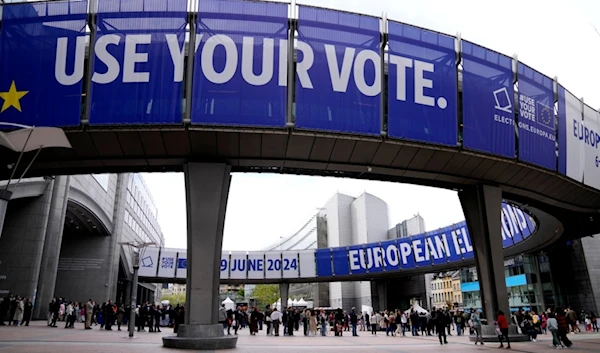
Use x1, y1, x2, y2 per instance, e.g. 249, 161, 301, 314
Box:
0, 0, 599, 192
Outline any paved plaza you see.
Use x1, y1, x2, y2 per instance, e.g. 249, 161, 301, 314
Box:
0, 322, 599, 353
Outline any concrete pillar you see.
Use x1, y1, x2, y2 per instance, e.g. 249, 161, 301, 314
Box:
163, 163, 236, 350
34, 176, 70, 319
106, 174, 127, 301
458, 185, 509, 321
280, 283, 289, 310
0, 179, 54, 312
0, 190, 12, 238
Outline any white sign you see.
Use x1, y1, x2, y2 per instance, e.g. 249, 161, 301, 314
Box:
138, 247, 159, 277
157, 250, 177, 278
282, 251, 299, 279
220, 252, 230, 280
298, 250, 316, 278
176, 251, 187, 279
564, 90, 585, 183
583, 105, 600, 190
229, 252, 247, 280
265, 252, 282, 279
247, 253, 265, 280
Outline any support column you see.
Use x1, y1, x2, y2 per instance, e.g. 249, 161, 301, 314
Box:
34, 176, 70, 319
163, 163, 236, 350
0, 190, 12, 238
458, 185, 509, 321
280, 283, 289, 310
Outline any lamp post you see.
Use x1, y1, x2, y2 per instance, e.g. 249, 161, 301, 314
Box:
119, 241, 155, 338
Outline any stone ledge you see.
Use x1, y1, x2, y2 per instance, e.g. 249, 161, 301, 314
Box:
162, 336, 238, 350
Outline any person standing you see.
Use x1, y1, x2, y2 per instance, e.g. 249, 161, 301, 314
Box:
547, 312, 562, 348
264, 305, 273, 336
435, 309, 448, 345
21, 298, 33, 326
350, 307, 358, 336
85, 299, 94, 330
371, 311, 380, 335
12, 296, 23, 326
271, 308, 282, 336
471, 309, 484, 345
219, 304, 228, 332
556, 307, 573, 348
64, 302, 74, 329
496, 310, 511, 349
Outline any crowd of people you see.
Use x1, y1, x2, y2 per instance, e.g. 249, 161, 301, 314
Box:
2, 291, 598, 350
215, 302, 598, 349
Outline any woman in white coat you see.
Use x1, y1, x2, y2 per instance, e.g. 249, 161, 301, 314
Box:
13, 296, 24, 326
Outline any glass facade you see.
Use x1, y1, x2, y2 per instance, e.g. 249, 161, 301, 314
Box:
125, 174, 163, 247
461, 254, 556, 314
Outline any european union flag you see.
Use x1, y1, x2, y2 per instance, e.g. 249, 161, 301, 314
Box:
177, 258, 187, 269
0, 1, 87, 128
536, 101, 555, 130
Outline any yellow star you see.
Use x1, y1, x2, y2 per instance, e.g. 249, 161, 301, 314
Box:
0, 81, 28, 113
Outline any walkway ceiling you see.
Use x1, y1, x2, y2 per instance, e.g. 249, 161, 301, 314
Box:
64, 200, 110, 236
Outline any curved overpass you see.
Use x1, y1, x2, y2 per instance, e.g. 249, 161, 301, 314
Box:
0, 0, 598, 244
137, 201, 562, 284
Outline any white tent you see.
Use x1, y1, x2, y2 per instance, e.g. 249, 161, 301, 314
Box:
287, 298, 293, 306
297, 298, 308, 307
292, 299, 299, 306
404, 302, 429, 315
222, 297, 235, 311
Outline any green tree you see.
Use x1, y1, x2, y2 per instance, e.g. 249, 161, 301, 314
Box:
160, 293, 186, 306
251, 284, 279, 308
237, 288, 245, 299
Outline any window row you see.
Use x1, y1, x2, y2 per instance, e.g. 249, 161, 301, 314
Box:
126, 190, 161, 244
125, 210, 159, 246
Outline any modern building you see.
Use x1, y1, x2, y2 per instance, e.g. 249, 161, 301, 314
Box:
388, 214, 426, 239
0, 173, 164, 318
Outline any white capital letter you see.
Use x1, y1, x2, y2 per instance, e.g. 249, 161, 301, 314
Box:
349, 250, 360, 270
242, 37, 274, 86
123, 34, 151, 83
201, 34, 238, 84
414, 60, 435, 106
389, 54, 412, 101
166, 34, 184, 83
325, 45, 354, 93
279, 39, 288, 87
354, 49, 380, 96
55, 36, 85, 86
296, 40, 314, 89
92, 34, 121, 84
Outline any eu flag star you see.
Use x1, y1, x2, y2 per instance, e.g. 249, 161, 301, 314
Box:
0, 81, 29, 113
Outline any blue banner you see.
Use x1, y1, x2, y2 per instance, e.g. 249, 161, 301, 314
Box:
397, 237, 415, 269
517, 64, 556, 170
89, 0, 187, 125
332, 247, 350, 276
462, 41, 515, 158
0, 0, 87, 127
315, 248, 333, 277
191, 0, 288, 127
387, 22, 457, 146
294, 6, 381, 135
380, 239, 400, 272
348, 244, 366, 275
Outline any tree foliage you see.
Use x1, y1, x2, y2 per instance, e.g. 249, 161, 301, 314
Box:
251, 284, 279, 308
160, 293, 186, 306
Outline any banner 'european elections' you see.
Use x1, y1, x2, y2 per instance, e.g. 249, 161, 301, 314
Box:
583, 105, 600, 190
191, 0, 288, 127
294, 6, 381, 135
517, 64, 556, 170
314, 202, 535, 277
462, 41, 514, 158
88, 0, 186, 125
387, 22, 457, 146
558, 86, 584, 182
0, 0, 87, 127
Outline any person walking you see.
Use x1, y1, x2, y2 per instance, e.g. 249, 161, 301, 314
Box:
435, 309, 448, 345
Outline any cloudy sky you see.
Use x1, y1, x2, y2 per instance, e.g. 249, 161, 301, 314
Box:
143, 0, 600, 251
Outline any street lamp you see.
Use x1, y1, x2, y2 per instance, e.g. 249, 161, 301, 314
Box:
119, 241, 155, 338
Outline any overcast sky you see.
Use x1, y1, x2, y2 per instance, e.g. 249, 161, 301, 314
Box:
143, 0, 600, 251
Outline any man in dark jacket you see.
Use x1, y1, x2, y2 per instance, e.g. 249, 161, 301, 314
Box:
435, 309, 449, 345
350, 308, 358, 336
556, 307, 572, 348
